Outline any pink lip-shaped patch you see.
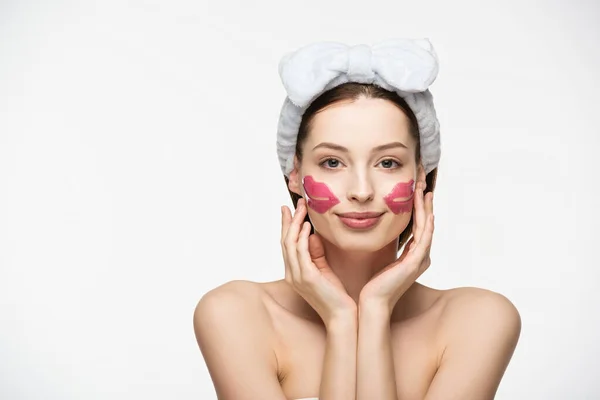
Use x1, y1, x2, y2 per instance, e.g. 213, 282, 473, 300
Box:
384, 179, 415, 214
302, 175, 340, 214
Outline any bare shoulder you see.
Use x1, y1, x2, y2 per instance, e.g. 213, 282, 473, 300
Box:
439, 286, 521, 320
193, 280, 288, 399
417, 287, 522, 397
193, 280, 270, 324
193, 280, 274, 349
197, 279, 265, 298
437, 286, 522, 346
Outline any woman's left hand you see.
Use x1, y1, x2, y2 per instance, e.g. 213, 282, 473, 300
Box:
358, 166, 435, 315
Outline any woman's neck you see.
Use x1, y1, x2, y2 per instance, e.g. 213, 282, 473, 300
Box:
321, 237, 400, 305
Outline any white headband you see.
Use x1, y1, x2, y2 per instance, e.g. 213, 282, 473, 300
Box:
275, 38, 441, 177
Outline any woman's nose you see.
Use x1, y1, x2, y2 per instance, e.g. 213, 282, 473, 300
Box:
346, 173, 374, 203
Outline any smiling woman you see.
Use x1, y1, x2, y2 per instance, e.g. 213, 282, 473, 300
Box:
193, 39, 521, 400
287, 81, 435, 247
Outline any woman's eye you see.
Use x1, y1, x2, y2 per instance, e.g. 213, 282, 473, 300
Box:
379, 159, 400, 169
322, 158, 341, 168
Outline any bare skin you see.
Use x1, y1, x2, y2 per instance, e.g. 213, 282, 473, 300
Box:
194, 97, 521, 399
198, 278, 512, 400
262, 279, 445, 400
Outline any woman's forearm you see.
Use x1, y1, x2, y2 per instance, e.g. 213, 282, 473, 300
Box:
356, 300, 397, 400
319, 314, 358, 400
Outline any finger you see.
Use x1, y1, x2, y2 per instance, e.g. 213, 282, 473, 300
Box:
280, 206, 292, 247
418, 163, 427, 187
284, 200, 307, 277
415, 215, 434, 275
284, 199, 307, 245
308, 231, 331, 272
412, 184, 426, 244
281, 207, 293, 279
424, 190, 434, 217
308, 231, 325, 261
412, 164, 427, 242
281, 206, 293, 280
378, 235, 415, 277
296, 221, 316, 281
379, 235, 420, 281
410, 213, 435, 261
398, 236, 414, 262
418, 163, 432, 218
427, 212, 435, 251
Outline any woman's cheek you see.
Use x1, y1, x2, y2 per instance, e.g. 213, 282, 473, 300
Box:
302, 175, 340, 213
383, 179, 415, 214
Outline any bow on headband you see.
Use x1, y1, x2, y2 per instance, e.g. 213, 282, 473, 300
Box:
276, 38, 441, 176
279, 39, 439, 108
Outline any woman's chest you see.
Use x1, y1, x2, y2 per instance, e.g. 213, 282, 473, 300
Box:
274, 316, 441, 400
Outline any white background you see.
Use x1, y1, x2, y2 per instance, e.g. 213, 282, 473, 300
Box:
1, 0, 599, 398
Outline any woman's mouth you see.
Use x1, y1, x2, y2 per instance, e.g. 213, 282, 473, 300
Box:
336, 212, 385, 230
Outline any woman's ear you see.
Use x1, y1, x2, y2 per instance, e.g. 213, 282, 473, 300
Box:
287, 156, 303, 196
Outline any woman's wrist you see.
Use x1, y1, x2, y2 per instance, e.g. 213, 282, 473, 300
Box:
358, 297, 393, 322
325, 308, 358, 332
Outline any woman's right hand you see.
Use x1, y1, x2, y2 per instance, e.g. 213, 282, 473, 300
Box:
281, 198, 357, 328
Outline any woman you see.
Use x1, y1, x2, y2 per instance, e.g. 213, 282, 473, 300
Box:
193, 39, 521, 400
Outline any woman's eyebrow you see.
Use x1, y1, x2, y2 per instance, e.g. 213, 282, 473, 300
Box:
312, 141, 407, 152
312, 142, 349, 152
372, 141, 408, 151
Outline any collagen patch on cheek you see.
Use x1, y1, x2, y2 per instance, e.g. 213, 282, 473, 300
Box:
302, 175, 340, 214
384, 179, 415, 214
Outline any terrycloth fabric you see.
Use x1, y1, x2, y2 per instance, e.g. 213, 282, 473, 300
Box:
276, 38, 441, 177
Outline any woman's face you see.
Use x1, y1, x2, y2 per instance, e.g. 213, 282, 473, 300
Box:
289, 96, 420, 252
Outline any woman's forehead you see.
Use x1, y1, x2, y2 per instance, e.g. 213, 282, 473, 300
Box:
305, 98, 415, 151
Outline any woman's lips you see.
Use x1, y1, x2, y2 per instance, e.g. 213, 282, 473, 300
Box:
337, 212, 384, 230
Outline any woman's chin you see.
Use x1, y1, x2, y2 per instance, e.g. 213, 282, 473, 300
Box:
322, 231, 399, 253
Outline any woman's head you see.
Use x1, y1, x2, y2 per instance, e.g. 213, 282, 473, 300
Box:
285, 83, 437, 252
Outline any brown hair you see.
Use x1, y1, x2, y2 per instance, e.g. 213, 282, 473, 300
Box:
284, 82, 438, 250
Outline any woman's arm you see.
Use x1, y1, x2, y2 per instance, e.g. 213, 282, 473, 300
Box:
319, 314, 358, 400
356, 299, 397, 400
355, 171, 433, 399
280, 200, 361, 399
